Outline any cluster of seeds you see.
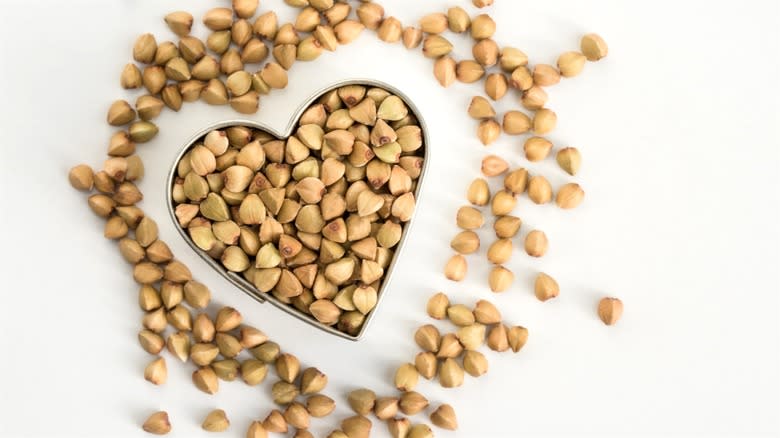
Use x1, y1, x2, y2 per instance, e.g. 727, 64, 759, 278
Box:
336, 388, 455, 438
415, 294, 527, 386
444, 45, 597, 299
323, 0, 616, 315
138, 299, 337, 436
171, 83, 424, 337
328, 294, 526, 436
444, 167, 577, 297
68, 0, 622, 436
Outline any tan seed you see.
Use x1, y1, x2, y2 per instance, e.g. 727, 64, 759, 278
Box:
522, 85, 548, 110
525, 230, 548, 257
165, 11, 193, 36
284, 402, 309, 430
468, 96, 496, 119
430, 404, 458, 430
487, 324, 510, 352
133, 33, 157, 63
494, 215, 522, 238
202, 409, 230, 432
246, 421, 268, 438
306, 394, 336, 417
556, 147, 582, 175
414, 324, 441, 352
528, 175, 552, 204
377, 17, 402, 43
473, 299, 502, 324
310, 299, 341, 325
394, 363, 419, 392
473, 38, 499, 66
503, 110, 531, 135
558, 51, 587, 77
457, 323, 486, 350
215, 306, 242, 332
191, 342, 219, 366
447, 6, 470, 32
447, 304, 475, 326
556, 183, 585, 209
533, 108, 557, 134
463, 350, 489, 376
507, 326, 529, 352
323, 2, 349, 24
136, 95, 164, 121
153, 41, 179, 65
471, 14, 496, 39
341, 415, 372, 438
433, 56, 456, 87
399, 391, 429, 415
370, 398, 397, 422
422, 35, 452, 58
524, 137, 552, 162
510, 66, 533, 90
598, 297, 623, 325
426, 292, 449, 319
402, 27, 423, 49
407, 424, 433, 438
535, 272, 560, 301
533, 64, 561, 86
500, 47, 528, 72
300, 367, 328, 394
456, 60, 485, 83
437, 333, 463, 358
193, 366, 219, 394
485, 73, 508, 100
444, 254, 467, 281
456, 206, 483, 229
68, 164, 94, 190
334, 20, 365, 44
477, 119, 500, 145
167, 331, 190, 362
206, 359, 240, 385
142, 66, 166, 95
144, 357, 167, 385
481, 154, 509, 176
138, 284, 161, 310
272, 380, 299, 405
356, 2, 384, 30
120, 63, 142, 89
142, 411, 171, 435
439, 358, 464, 388
276, 353, 300, 383
450, 230, 480, 254
581, 33, 609, 61
203, 7, 233, 31
347, 388, 376, 415
164, 57, 190, 81
138, 330, 165, 355
414, 352, 438, 379
107, 100, 136, 126
489, 266, 514, 292
419, 13, 448, 34
466, 178, 490, 206
487, 238, 512, 264
263, 410, 287, 433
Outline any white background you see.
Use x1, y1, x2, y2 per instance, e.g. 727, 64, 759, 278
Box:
1, 0, 778, 437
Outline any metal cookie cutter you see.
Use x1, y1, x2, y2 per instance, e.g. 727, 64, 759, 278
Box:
166, 79, 430, 341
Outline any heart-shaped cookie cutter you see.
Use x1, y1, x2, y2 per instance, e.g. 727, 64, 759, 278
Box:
166, 79, 430, 341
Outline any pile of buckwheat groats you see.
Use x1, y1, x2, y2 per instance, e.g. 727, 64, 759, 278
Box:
67, 0, 623, 436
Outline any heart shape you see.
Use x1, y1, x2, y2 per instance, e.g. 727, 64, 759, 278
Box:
167, 80, 428, 341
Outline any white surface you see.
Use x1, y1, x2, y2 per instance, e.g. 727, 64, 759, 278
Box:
1, 0, 778, 437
